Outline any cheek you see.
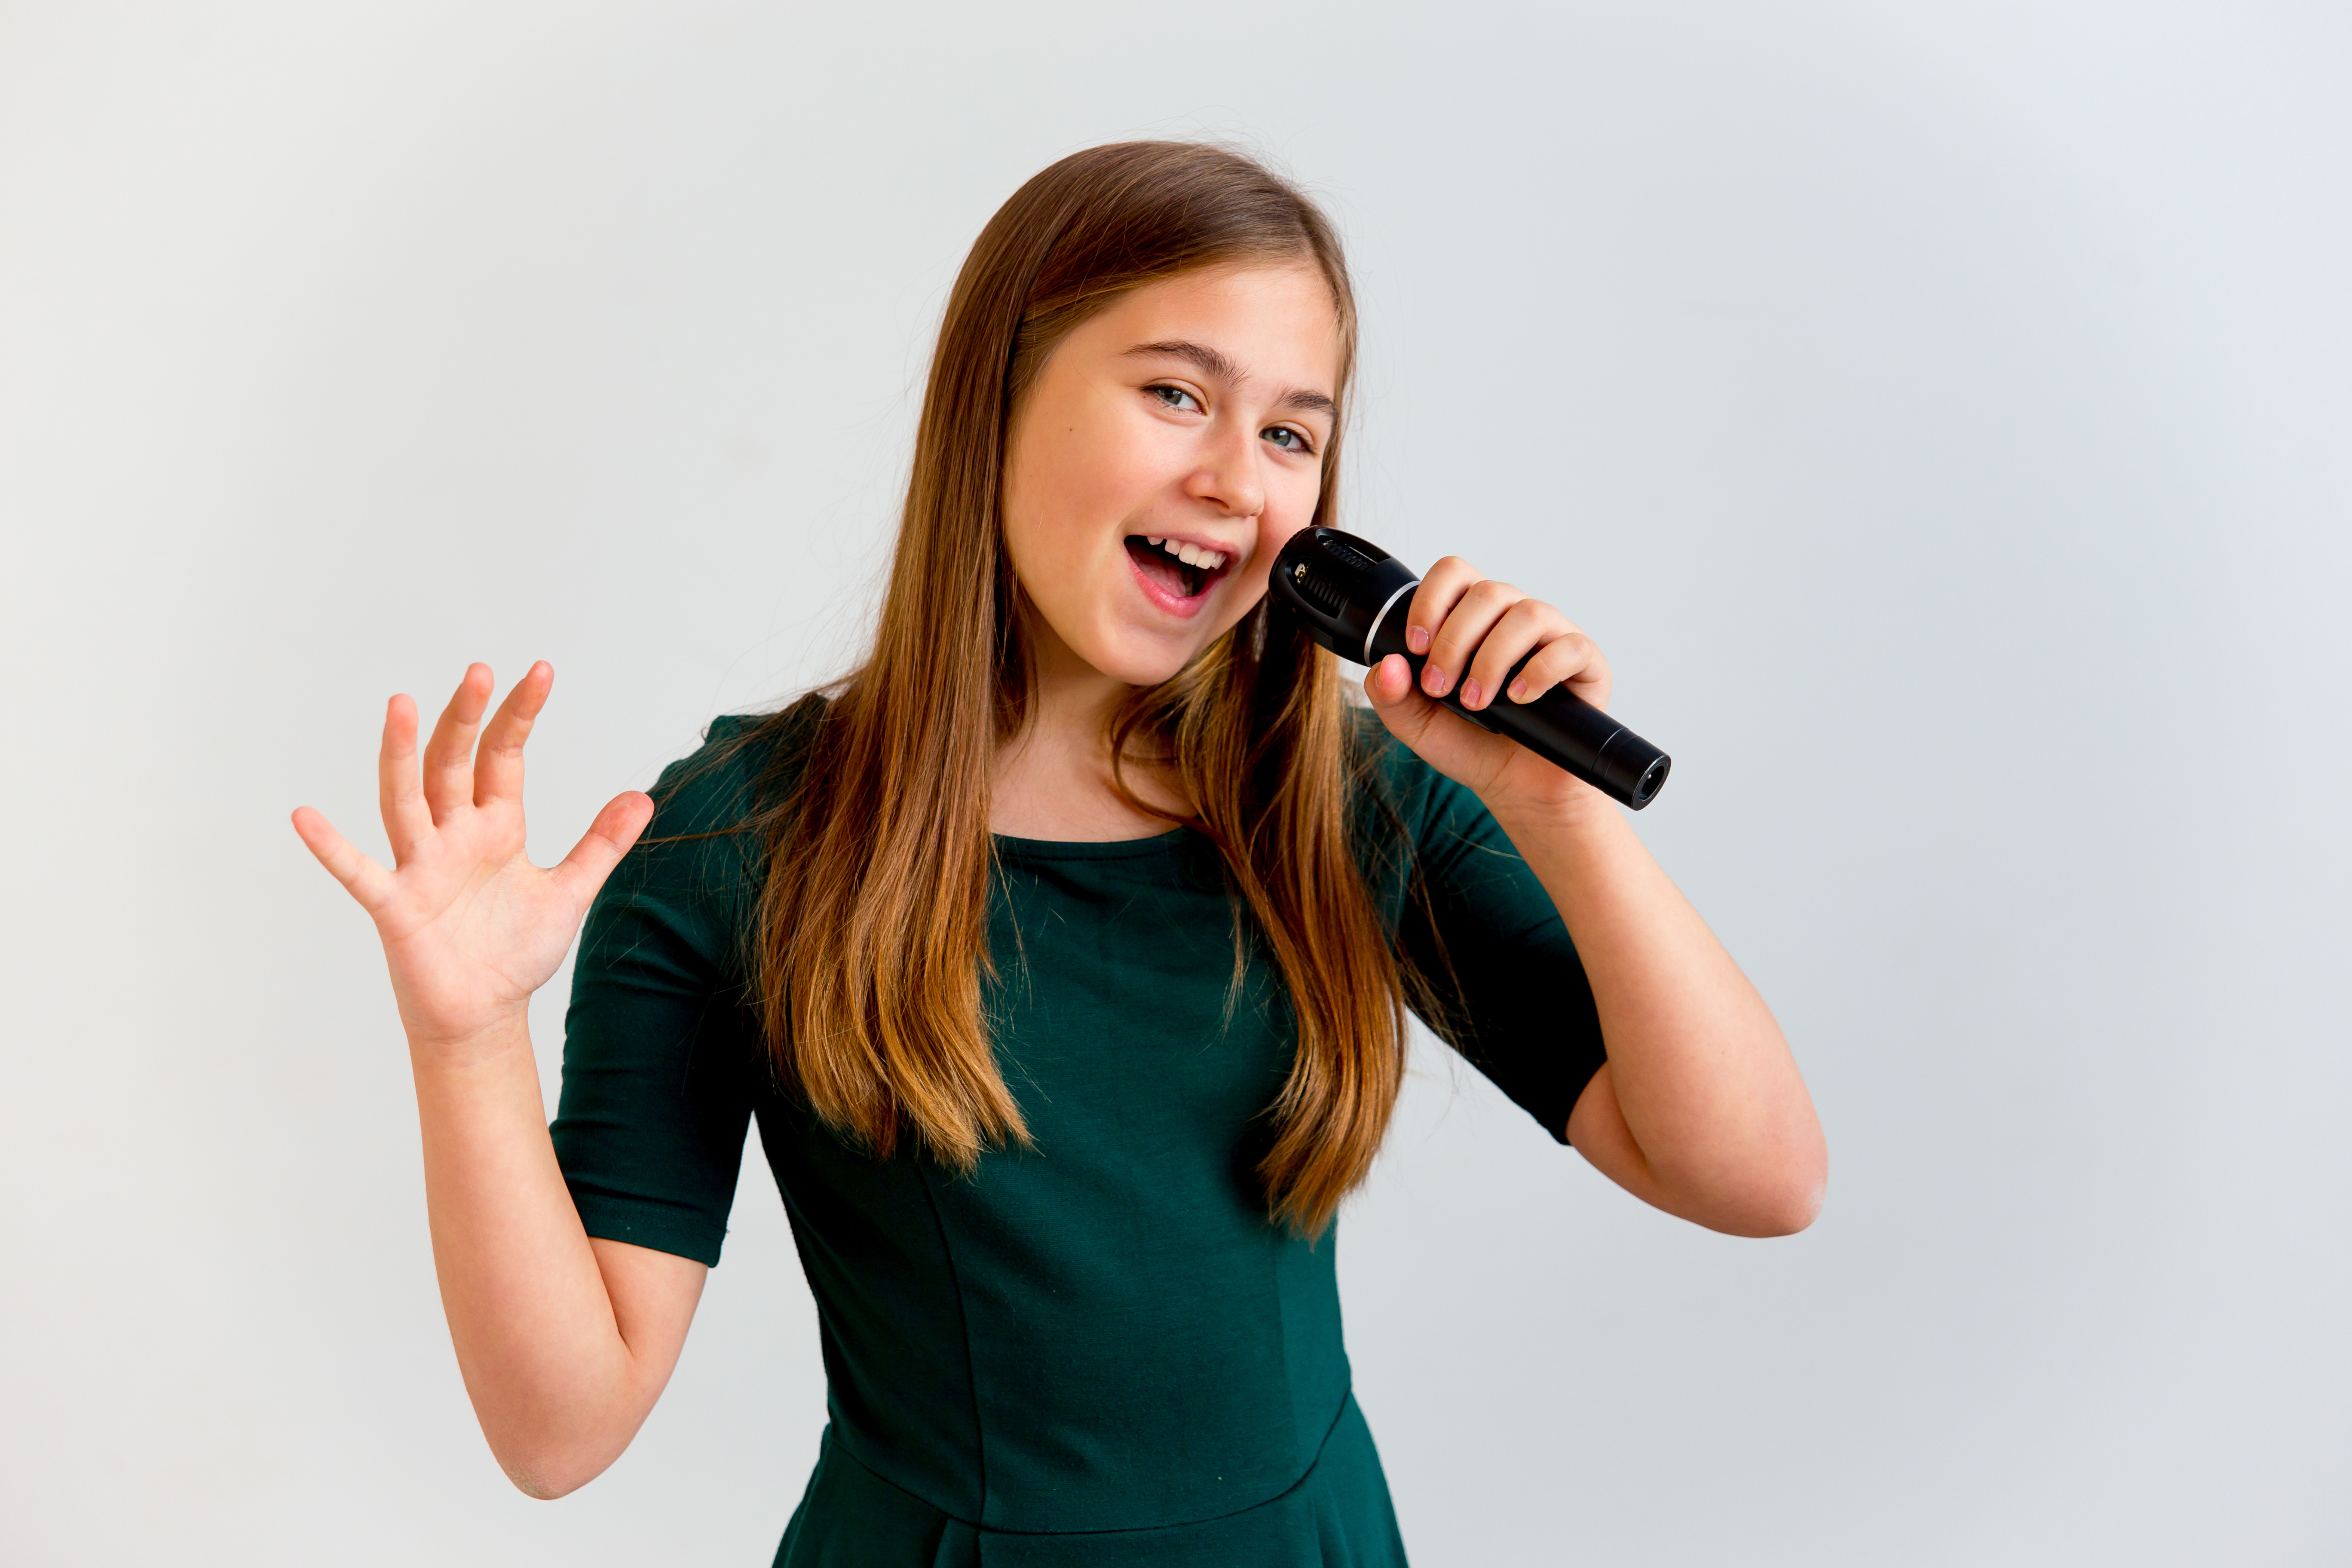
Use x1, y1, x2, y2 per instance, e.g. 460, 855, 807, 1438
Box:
1004, 431, 1125, 601
1272, 450, 1325, 521
1213, 513, 1308, 630
1038, 407, 1173, 532
1256, 483, 1319, 566
1215, 475, 1323, 626
1260, 509, 1314, 559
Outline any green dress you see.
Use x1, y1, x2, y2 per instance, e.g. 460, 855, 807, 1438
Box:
552, 707, 1607, 1565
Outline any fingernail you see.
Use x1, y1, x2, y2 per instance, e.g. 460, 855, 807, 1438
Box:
1407, 625, 1430, 653
1508, 678, 1528, 701
1461, 678, 1483, 709
1423, 665, 1450, 697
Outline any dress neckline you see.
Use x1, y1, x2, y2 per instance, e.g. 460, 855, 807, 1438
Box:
990, 827, 1192, 861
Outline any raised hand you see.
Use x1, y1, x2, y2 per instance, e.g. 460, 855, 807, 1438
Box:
291, 663, 655, 1057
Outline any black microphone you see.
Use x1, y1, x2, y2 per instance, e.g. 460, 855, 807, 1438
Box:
1268, 527, 1672, 810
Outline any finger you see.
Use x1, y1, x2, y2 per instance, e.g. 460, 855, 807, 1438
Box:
421, 664, 494, 822
1363, 653, 1506, 774
547, 791, 657, 912
1423, 578, 1523, 702
1362, 652, 1418, 712
475, 661, 553, 808
1463, 599, 1573, 712
1402, 556, 1484, 661
1506, 629, 1611, 711
291, 806, 396, 914
1361, 655, 1446, 747
378, 694, 433, 863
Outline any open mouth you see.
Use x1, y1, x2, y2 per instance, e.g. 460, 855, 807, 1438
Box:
1123, 534, 1233, 604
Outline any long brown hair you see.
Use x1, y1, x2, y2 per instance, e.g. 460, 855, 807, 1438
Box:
748, 141, 1411, 1235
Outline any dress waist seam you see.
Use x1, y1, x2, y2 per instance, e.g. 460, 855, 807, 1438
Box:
824, 1386, 1359, 1539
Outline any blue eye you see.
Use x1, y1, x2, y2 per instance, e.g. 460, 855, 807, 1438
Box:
1263, 426, 1312, 454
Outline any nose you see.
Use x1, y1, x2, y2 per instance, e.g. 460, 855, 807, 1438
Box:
1184, 418, 1266, 521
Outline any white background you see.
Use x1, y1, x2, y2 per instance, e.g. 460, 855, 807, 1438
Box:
3, 3, 2348, 1562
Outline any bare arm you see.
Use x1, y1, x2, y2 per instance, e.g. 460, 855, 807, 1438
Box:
294, 664, 702, 1496
1364, 561, 1826, 1237
1491, 801, 1821, 1237
410, 1018, 706, 1496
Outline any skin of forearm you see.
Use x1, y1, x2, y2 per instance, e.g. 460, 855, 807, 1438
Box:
407, 1018, 674, 1497
1485, 791, 1827, 1236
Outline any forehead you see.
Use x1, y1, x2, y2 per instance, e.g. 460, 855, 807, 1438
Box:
1072, 261, 1345, 391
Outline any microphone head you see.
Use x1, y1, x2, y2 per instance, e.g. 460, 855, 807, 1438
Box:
1268, 527, 1421, 664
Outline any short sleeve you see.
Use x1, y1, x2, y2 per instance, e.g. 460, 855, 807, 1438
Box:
550, 715, 776, 1266
1359, 715, 1609, 1144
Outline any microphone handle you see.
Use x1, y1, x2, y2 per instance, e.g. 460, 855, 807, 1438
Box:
1393, 647, 1672, 810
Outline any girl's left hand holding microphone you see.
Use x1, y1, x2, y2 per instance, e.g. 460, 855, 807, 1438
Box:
1361, 554, 1826, 1237
1360, 554, 1616, 819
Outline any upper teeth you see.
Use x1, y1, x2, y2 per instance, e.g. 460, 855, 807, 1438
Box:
1144, 536, 1227, 571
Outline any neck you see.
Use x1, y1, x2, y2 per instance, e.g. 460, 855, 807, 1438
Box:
989, 616, 1181, 841
1023, 617, 1130, 749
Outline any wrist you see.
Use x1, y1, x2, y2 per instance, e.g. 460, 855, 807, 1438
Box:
404, 1006, 534, 1074
1479, 777, 1626, 847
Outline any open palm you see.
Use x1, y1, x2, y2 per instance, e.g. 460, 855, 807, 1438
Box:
292, 663, 654, 1053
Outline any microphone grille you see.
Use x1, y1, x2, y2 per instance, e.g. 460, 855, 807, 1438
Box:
1293, 563, 1348, 616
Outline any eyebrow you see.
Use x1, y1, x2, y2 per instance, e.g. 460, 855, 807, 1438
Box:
1124, 339, 1337, 417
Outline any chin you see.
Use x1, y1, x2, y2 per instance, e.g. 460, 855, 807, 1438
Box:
1087, 625, 1220, 689
1096, 648, 1197, 689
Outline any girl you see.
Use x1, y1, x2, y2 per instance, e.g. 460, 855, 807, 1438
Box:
294, 141, 1824, 1565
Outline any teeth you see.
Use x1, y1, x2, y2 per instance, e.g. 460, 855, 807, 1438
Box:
1147, 536, 1229, 573
1146, 536, 1163, 546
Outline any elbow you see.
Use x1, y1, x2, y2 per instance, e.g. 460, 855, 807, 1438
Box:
1734, 1175, 1824, 1238
472, 1365, 662, 1501
491, 1435, 621, 1502
500, 1457, 590, 1502
1699, 1183, 1821, 1239
507, 1469, 576, 1503
1726, 1139, 1828, 1238
1648, 1164, 1826, 1239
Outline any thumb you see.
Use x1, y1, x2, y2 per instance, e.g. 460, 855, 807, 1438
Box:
548, 790, 657, 909
1362, 654, 1439, 743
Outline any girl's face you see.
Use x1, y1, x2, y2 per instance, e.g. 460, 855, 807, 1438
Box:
1001, 261, 1344, 689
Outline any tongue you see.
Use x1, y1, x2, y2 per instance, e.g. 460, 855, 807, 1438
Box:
1125, 536, 1193, 596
